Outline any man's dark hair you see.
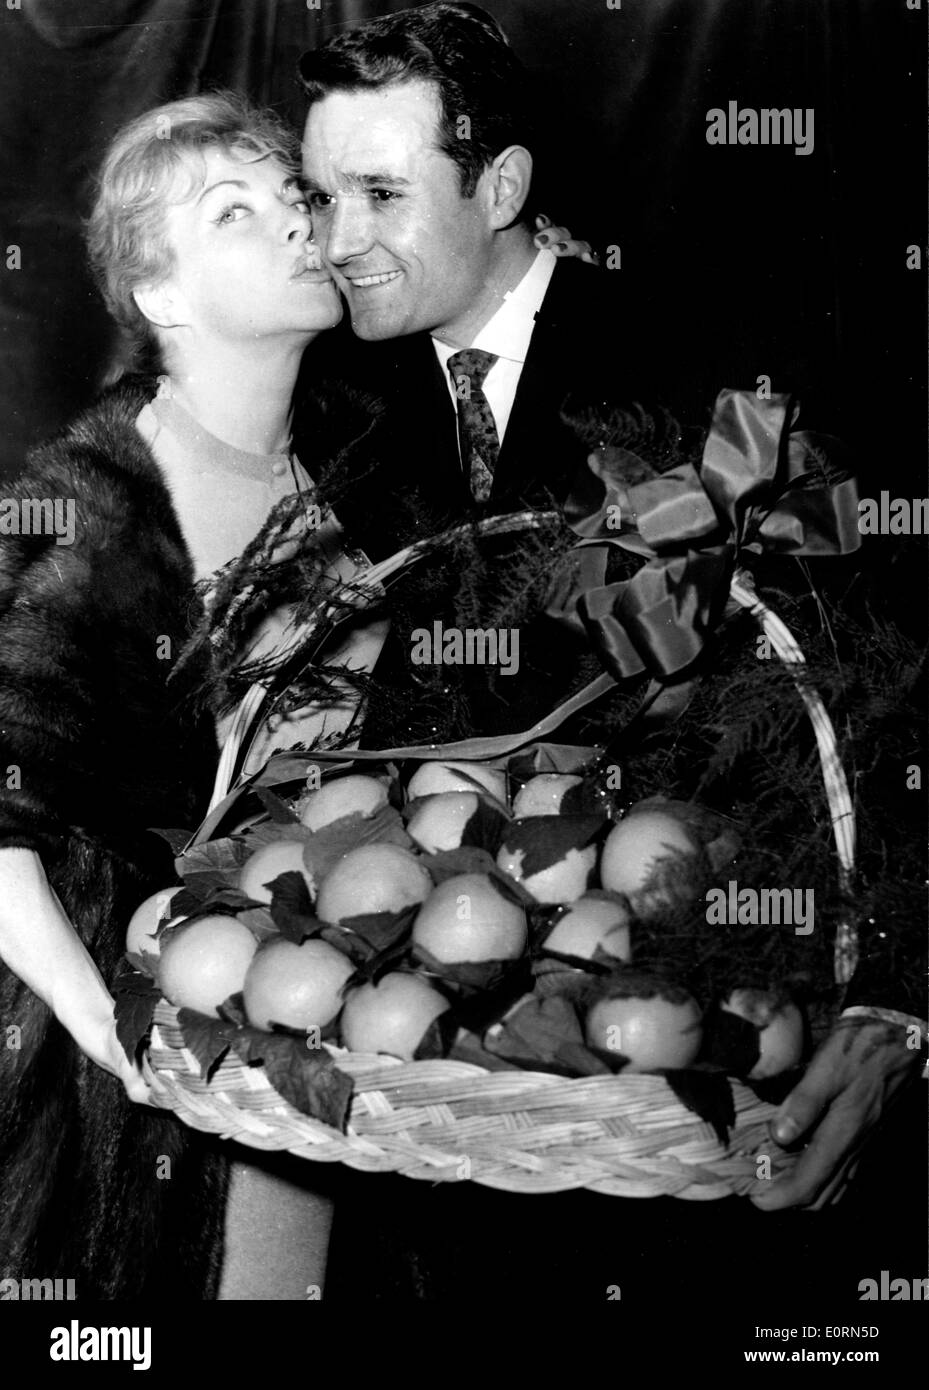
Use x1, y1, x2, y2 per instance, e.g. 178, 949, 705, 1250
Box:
298, 2, 535, 201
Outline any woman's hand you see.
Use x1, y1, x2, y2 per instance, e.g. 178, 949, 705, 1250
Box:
0, 847, 155, 1106
67, 1002, 155, 1106
533, 213, 600, 265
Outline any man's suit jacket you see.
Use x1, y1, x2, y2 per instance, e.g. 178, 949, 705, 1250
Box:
296, 256, 681, 744
302, 256, 674, 561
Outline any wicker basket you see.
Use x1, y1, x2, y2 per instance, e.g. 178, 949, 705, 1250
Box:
140, 518, 856, 1199
145, 999, 796, 1199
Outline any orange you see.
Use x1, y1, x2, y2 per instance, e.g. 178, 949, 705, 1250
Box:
340, 973, 450, 1060
238, 839, 315, 906
406, 791, 480, 853
125, 886, 184, 961
158, 914, 258, 1019
544, 894, 632, 961
315, 843, 432, 923
412, 873, 527, 964
585, 993, 702, 1071
243, 937, 355, 1031
298, 774, 389, 831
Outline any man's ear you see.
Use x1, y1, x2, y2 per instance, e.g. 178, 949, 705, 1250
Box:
484, 145, 533, 228
132, 281, 183, 330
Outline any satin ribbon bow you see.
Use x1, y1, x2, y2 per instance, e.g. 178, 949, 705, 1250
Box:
549, 389, 861, 683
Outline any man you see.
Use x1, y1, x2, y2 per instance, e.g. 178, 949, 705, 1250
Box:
295, 3, 668, 746
296, 2, 669, 560
294, 4, 925, 1296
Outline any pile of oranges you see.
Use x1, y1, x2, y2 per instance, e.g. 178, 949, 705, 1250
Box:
126, 762, 804, 1077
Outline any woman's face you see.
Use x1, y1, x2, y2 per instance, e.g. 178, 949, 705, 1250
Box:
156, 146, 343, 345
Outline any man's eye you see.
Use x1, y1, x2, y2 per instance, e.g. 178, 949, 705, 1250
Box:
307, 191, 334, 212
370, 189, 398, 204
215, 204, 249, 225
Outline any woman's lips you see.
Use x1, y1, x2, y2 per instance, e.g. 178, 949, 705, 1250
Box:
291, 267, 334, 282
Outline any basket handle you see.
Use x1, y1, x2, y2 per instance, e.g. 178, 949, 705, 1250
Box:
729, 569, 857, 984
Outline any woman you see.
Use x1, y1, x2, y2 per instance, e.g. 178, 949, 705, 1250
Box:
0, 92, 365, 1301
0, 90, 574, 1299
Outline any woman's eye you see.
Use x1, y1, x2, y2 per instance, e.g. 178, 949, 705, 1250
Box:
215, 204, 249, 226
290, 198, 311, 215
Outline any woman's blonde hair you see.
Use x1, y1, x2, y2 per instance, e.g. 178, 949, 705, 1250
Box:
86, 91, 301, 357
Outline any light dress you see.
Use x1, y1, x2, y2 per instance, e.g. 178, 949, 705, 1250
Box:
135, 393, 386, 1300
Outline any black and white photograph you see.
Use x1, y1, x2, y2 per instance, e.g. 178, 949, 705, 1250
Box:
0, 0, 925, 1367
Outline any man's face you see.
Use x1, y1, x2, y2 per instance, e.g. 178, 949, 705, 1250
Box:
157, 147, 342, 344
302, 81, 496, 342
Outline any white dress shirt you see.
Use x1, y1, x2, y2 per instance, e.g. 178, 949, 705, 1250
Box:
431, 247, 557, 453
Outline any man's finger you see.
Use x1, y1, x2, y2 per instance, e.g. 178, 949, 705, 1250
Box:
768, 1049, 840, 1145
751, 1095, 866, 1210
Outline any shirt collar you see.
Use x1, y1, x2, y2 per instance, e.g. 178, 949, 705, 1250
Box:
431, 247, 556, 368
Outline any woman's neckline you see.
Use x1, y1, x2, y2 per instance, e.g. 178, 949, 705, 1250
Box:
149, 391, 294, 472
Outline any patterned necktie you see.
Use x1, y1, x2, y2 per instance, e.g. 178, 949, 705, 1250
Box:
446, 348, 500, 503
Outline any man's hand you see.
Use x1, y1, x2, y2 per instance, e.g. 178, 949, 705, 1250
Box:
533, 213, 599, 265
750, 1017, 924, 1210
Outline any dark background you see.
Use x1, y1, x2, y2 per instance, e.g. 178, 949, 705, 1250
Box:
0, 0, 925, 490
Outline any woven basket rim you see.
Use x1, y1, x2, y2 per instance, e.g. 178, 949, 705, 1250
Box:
144, 999, 793, 1200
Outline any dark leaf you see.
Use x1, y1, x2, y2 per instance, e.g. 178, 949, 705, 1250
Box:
745, 1067, 806, 1108
175, 837, 250, 882
410, 939, 521, 995
539, 946, 612, 977
448, 1028, 522, 1073
160, 886, 201, 922
230, 1029, 353, 1129
256, 787, 301, 824
412, 1007, 459, 1061
113, 968, 160, 1063
148, 827, 195, 855
236, 907, 281, 944
137, 949, 161, 979
177, 1007, 234, 1079
420, 848, 536, 909
663, 1068, 736, 1145
460, 796, 511, 855
507, 743, 599, 782
338, 906, 417, 954
443, 766, 510, 815
699, 1005, 762, 1076
341, 927, 416, 986
498, 815, 606, 880
561, 779, 615, 817
319, 924, 367, 962
254, 753, 348, 788
484, 994, 612, 1078
300, 803, 412, 883
268, 872, 324, 944
218, 993, 248, 1027
237, 821, 317, 852
530, 954, 596, 1001
452, 963, 533, 1033
421, 845, 497, 882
